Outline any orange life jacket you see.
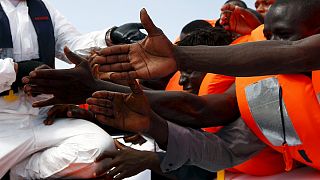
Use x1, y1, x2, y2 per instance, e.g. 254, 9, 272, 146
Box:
236, 74, 320, 171
231, 35, 250, 44
165, 71, 183, 91
248, 24, 266, 42
228, 27, 287, 176
312, 71, 320, 101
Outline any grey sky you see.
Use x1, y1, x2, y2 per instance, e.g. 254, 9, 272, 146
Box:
50, 0, 256, 41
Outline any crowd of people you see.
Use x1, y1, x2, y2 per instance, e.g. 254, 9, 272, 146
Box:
1, 0, 320, 179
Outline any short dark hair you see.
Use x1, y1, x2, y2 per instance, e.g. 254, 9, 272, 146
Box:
224, 0, 247, 9
180, 20, 212, 36
177, 27, 233, 47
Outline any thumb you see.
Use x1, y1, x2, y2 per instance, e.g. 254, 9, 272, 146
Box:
127, 79, 143, 95
64, 46, 86, 65
114, 139, 128, 150
140, 8, 162, 36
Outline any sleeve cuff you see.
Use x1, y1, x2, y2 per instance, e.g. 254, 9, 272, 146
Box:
160, 121, 190, 172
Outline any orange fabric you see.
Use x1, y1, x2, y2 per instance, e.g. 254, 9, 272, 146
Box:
231, 147, 286, 176
207, 75, 235, 94
248, 24, 266, 42
205, 19, 216, 27
312, 71, 320, 94
236, 75, 320, 171
165, 71, 183, 91
79, 104, 88, 110
229, 27, 287, 176
231, 35, 250, 44
199, 73, 234, 133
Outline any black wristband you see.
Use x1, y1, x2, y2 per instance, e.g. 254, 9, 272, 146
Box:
105, 26, 118, 45
11, 60, 44, 91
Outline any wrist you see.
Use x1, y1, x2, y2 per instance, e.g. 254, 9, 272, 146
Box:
146, 111, 168, 150
173, 45, 184, 71
145, 151, 161, 171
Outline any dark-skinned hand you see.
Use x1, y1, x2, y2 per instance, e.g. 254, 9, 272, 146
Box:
43, 104, 95, 125
87, 79, 150, 133
23, 47, 99, 107
94, 140, 159, 180
90, 8, 177, 80
220, 4, 262, 35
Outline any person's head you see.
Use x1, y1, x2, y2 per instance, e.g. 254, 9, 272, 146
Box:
264, 0, 320, 41
177, 27, 233, 94
179, 20, 212, 40
224, 0, 247, 9
255, 0, 276, 18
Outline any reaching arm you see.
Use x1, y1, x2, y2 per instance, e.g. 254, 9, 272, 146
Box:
146, 84, 239, 128
175, 34, 320, 76
92, 9, 320, 80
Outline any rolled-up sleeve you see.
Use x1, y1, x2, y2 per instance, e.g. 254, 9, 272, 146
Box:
160, 118, 266, 172
0, 58, 16, 93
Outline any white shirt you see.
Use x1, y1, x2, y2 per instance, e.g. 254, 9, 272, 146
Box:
0, 0, 107, 116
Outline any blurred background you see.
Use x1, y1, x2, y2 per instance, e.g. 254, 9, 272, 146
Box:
50, 0, 256, 41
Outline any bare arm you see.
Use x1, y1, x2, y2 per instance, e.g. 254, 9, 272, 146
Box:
175, 34, 320, 76
94, 80, 239, 128
146, 84, 239, 128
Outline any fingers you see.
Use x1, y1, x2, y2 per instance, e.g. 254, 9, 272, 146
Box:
91, 90, 115, 100
28, 68, 71, 80
114, 139, 128, 150
87, 97, 113, 107
221, 3, 236, 11
96, 150, 118, 162
140, 8, 162, 37
35, 64, 51, 70
88, 105, 113, 116
98, 63, 133, 73
94, 151, 120, 177
32, 97, 57, 107
68, 106, 95, 121
44, 105, 64, 125
127, 79, 143, 95
97, 45, 130, 57
64, 46, 86, 65
109, 71, 138, 80
91, 54, 129, 66
234, 7, 261, 27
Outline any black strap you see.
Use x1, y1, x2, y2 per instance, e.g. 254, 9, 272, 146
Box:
0, 4, 13, 48
27, 0, 55, 68
279, 86, 287, 145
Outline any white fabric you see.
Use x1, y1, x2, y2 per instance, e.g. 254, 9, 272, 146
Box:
0, 58, 15, 92
0, 0, 114, 178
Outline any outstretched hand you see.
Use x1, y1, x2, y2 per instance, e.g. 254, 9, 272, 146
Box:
91, 8, 177, 80
220, 4, 262, 35
87, 79, 150, 133
23, 47, 98, 107
94, 140, 159, 180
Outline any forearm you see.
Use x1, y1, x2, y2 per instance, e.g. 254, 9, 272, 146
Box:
174, 35, 320, 76
94, 81, 239, 128
145, 90, 239, 128
160, 118, 266, 173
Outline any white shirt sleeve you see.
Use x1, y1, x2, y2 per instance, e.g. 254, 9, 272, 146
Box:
0, 58, 16, 93
42, 0, 108, 62
160, 118, 266, 173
